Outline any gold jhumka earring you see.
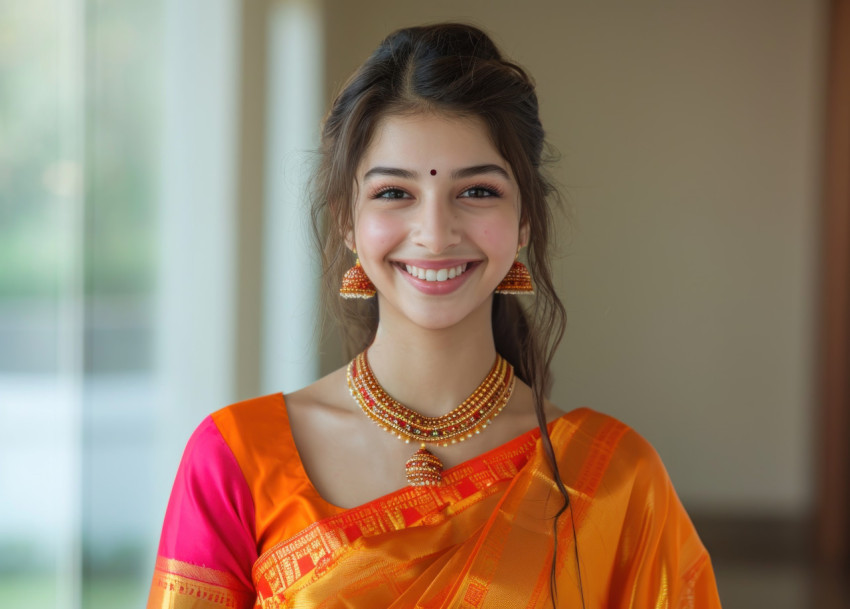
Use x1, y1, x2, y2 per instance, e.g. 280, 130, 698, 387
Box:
339, 251, 376, 299
495, 247, 534, 295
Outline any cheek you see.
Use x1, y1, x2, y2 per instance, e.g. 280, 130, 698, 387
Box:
473, 216, 519, 256
355, 213, 405, 256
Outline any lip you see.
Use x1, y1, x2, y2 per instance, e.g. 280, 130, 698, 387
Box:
394, 260, 480, 295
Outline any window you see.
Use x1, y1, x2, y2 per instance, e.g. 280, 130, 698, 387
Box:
0, 2, 322, 607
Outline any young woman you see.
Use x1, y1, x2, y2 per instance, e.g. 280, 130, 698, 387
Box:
147, 24, 721, 609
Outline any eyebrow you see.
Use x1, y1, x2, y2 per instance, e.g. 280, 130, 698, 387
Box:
451, 164, 511, 180
362, 164, 511, 181
363, 166, 417, 180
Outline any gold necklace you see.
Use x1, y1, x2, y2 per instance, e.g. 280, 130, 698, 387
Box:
346, 350, 515, 486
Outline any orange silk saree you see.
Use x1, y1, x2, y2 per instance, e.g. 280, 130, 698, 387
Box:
147, 394, 721, 608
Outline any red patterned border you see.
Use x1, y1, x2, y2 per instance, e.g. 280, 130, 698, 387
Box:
252, 428, 542, 599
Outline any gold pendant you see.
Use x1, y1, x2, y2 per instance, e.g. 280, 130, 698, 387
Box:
405, 446, 443, 486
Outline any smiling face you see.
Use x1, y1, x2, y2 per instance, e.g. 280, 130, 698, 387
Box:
350, 112, 527, 332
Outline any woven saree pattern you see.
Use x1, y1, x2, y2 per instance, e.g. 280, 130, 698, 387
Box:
252, 428, 543, 605
147, 394, 721, 609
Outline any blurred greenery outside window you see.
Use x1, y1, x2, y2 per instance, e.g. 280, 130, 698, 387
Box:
1, 1, 162, 607
1, 0, 159, 371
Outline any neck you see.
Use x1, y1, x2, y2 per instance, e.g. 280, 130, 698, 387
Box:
364, 304, 498, 418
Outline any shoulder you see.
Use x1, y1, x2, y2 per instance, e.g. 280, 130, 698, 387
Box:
201, 392, 320, 481
552, 410, 719, 604
164, 393, 299, 502
172, 411, 262, 498
553, 407, 662, 456
548, 407, 672, 496
204, 393, 290, 457
179, 414, 234, 467
550, 407, 651, 450
211, 392, 288, 434
552, 409, 710, 563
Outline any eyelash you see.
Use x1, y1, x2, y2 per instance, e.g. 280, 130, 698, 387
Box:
371, 187, 409, 200
460, 184, 503, 198
369, 184, 504, 200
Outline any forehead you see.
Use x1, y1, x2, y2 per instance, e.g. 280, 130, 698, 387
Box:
358, 113, 507, 174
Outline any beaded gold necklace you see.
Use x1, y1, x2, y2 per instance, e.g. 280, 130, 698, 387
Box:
346, 350, 515, 486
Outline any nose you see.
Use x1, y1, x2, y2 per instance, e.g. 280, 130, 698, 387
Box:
411, 196, 462, 254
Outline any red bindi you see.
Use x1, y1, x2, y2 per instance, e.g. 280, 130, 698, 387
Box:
430, 169, 437, 176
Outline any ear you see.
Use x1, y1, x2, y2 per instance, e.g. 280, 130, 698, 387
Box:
329, 195, 356, 252
344, 228, 355, 252
519, 220, 530, 250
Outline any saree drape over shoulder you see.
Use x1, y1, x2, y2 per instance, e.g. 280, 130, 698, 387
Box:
147, 394, 721, 608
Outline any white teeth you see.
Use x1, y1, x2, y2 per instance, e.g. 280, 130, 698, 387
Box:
404, 263, 469, 282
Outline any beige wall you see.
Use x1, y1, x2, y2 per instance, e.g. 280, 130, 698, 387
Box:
320, 0, 825, 515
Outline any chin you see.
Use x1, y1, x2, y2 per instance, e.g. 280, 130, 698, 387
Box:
395, 296, 495, 333
407, 312, 470, 332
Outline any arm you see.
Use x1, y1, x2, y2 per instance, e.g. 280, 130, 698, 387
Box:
146, 416, 259, 609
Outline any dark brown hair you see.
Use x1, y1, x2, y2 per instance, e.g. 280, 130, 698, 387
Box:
310, 23, 578, 604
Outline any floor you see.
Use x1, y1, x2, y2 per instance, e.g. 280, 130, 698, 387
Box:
697, 513, 850, 609
713, 561, 849, 608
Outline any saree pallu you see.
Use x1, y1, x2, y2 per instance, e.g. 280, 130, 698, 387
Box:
147, 394, 721, 608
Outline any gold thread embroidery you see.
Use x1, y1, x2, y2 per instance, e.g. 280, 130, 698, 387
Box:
155, 556, 248, 591
150, 568, 253, 608
252, 432, 543, 600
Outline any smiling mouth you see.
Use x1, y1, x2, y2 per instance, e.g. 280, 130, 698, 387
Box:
401, 263, 471, 282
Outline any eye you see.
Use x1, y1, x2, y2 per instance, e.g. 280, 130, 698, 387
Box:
373, 187, 410, 200
459, 185, 501, 199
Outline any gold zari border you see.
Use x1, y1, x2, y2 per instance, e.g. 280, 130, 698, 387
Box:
147, 558, 254, 609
